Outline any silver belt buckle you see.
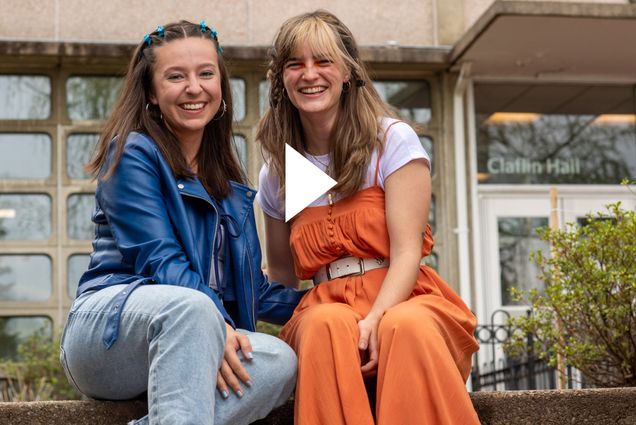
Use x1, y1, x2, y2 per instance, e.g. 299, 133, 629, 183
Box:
353, 257, 365, 276
326, 263, 333, 280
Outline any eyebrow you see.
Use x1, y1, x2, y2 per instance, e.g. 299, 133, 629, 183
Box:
162, 62, 218, 73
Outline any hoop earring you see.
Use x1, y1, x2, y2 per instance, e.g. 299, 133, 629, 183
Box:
146, 103, 163, 120
342, 80, 351, 93
214, 99, 227, 120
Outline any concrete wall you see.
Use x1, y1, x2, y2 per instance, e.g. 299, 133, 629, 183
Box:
0, 0, 434, 46
462, 0, 631, 31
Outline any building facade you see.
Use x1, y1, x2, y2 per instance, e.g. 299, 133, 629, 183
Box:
0, 0, 634, 366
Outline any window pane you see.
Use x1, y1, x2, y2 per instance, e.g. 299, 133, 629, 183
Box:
67, 133, 99, 179
373, 81, 431, 123
420, 136, 434, 175
429, 194, 436, 234
68, 254, 90, 299
0, 194, 51, 240
67, 194, 95, 240
259, 80, 270, 117
0, 255, 52, 301
0, 316, 52, 360
0, 133, 51, 179
498, 217, 549, 305
477, 114, 636, 184
233, 134, 247, 171
0, 75, 50, 119
66, 76, 122, 120
231, 78, 246, 122
475, 84, 636, 185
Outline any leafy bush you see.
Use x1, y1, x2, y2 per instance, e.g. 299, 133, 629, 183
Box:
506, 202, 635, 387
0, 330, 81, 401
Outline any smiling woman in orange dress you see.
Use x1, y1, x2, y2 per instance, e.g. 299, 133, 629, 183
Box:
256, 10, 480, 425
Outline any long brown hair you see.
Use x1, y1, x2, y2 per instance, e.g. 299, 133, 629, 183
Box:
257, 10, 396, 198
87, 20, 245, 198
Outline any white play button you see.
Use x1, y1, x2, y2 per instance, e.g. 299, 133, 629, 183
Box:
285, 144, 337, 222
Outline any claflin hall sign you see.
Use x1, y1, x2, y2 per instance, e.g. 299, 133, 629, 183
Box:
487, 157, 582, 176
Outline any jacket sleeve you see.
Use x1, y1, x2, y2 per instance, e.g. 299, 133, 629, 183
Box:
97, 136, 233, 326
257, 275, 308, 325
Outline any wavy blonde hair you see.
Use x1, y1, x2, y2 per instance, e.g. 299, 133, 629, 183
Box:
257, 10, 397, 198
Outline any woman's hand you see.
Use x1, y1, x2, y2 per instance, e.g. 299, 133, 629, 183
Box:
358, 313, 381, 377
216, 323, 253, 399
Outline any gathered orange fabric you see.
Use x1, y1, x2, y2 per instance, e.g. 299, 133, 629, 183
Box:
280, 185, 481, 425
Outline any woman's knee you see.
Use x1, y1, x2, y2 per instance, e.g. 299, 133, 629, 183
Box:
250, 332, 297, 380
379, 302, 437, 340
297, 303, 358, 337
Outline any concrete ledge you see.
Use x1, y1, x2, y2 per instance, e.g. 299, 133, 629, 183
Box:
1, 388, 635, 424
471, 388, 636, 425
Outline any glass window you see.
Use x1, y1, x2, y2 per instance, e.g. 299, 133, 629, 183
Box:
0, 133, 51, 179
0, 194, 51, 240
259, 80, 270, 117
66, 76, 122, 120
498, 217, 549, 305
233, 134, 247, 171
67, 194, 95, 240
67, 133, 99, 179
475, 84, 636, 185
420, 136, 434, 175
0, 316, 52, 360
0, 75, 50, 119
374, 81, 431, 123
429, 194, 436, 234
231, 78, 246, 122
67, 254, 90, 299
0, 255, 52, 301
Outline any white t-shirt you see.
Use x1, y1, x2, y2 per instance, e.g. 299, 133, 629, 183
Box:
256, 118, 431, 221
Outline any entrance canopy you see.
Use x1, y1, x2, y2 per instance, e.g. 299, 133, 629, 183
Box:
451, 1, 636, 82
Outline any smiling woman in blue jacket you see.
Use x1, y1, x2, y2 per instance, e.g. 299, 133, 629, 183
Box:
59, 21, 304, 425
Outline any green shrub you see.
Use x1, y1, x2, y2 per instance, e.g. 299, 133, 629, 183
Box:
506, 202, 635, 387
0, 330, 81, 401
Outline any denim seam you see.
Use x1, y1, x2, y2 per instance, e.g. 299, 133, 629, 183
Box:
150, 327, 161, 424
59, 346, 87, 395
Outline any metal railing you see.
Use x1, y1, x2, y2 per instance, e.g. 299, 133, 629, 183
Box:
470, 309, 582, 391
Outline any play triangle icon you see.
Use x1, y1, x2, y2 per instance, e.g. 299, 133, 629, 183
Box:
285, 144, 337, 222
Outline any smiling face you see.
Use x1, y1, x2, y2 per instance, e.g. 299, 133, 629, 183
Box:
283, 42, 349, 129
149, 37, 222, 148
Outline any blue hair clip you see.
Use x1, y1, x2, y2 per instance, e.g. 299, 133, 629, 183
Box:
200, 21, 223, 54
156, 25, 165, 37
143, 34, 152, 46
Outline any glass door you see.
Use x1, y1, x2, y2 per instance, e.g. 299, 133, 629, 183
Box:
474, 189, 634, 388
478, 189, 635, 321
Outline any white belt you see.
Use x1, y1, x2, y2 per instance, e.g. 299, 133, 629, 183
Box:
313, 256, 390, 284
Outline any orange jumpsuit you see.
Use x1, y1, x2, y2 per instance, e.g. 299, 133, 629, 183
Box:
280, 155, 480, 425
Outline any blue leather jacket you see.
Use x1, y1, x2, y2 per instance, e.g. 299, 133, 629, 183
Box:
77, 132, 304, 348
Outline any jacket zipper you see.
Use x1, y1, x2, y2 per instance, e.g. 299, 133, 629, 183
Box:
181, 191, 218, 292
245, 245, 256, 328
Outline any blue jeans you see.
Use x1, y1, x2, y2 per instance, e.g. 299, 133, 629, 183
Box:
60, 284, 296, 425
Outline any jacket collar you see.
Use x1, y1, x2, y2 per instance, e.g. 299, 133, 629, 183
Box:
175, 177, 256, 227
176, 176, 213, 205
222, 181, 256, 229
